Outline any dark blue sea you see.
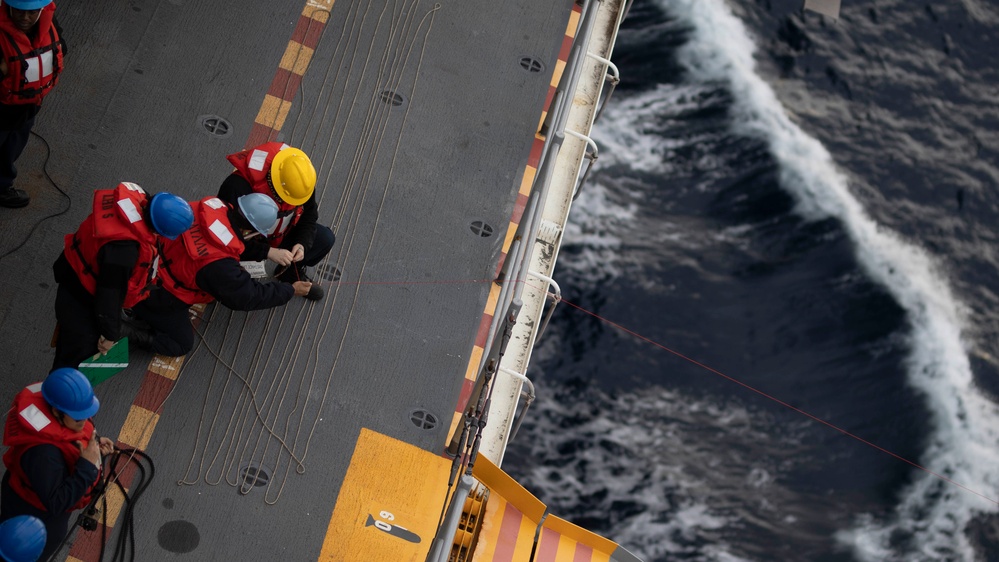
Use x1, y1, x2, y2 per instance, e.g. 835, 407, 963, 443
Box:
504, 0, 999, 560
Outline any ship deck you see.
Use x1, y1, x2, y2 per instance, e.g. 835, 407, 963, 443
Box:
0, 0, 575, 559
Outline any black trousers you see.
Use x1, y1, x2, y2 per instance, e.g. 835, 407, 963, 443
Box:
130, 288, 194, 357
52, 275, 102, 371
0, 103, 40, 189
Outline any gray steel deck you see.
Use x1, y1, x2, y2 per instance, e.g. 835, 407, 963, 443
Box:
0, 0, 573, 559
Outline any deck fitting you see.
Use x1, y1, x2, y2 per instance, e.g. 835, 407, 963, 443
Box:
378, 90, 405, 107
409, 409, 439, 431
469, 221, 494, 238
198, 114, 233, 137
316, 263, 341, 282
238, 462, 271, 488
519, 56, 545, 73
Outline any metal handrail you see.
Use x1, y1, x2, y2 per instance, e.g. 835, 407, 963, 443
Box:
587, 52, 621, 122
527, 269, 561, 343
564, 128, 599, 200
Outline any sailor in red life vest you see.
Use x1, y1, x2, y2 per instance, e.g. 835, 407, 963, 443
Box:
0, 368, 113, 560
0, 0, 65, 209
218, 143, 334, 301
51, 182, 193, 370
139, 194, 314, 355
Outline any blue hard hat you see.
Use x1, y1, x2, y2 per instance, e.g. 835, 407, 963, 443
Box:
149, 192, 194, 240
42, 368, 99, 421
4, 0, 52, 10
0, 515, 46, 562
237, 193, 278, 235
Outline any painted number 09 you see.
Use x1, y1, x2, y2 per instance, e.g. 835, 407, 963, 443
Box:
374, 511, 395, 531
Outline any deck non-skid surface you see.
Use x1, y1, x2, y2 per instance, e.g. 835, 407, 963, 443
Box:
0, 0, 573, 560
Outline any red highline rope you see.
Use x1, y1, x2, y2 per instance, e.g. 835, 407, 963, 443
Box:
303, 274, 997, 505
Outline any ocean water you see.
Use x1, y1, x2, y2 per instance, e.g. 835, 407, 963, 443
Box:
503, 0, 999, 561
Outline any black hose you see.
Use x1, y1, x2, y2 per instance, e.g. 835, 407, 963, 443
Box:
0, 130, 73, 262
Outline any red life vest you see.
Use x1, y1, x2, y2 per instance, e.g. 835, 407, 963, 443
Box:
158, 196, 245, 305
63, 182, 159, 309
2, 383, 98, 512
226, 142, 303, 246
0, 3, 64, 105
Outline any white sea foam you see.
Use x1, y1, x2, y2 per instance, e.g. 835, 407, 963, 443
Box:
654, 0, 999, 559
514, 384, 767, 562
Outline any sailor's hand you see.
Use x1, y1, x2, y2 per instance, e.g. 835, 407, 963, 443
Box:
98, 437, 114, 456
292, 281, 313, 297
267, 247, 294, 266
291, 244, 305, 262
97, 336, 115, 355
78, 431, 101, 466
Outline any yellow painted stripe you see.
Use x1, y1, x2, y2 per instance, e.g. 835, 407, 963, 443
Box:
485, 284, 501, 318
67, 557, 85, 562
551, 59, 567, 86
567, 9, 581, 38
448, 410, 463, 442
544, 515, 620, 559
520, 166, 536, 196
255, 94, 293, 130
99, 483, 129, 527
320, 428, 452, 561
502, 221, 518, 254
304, 0, 335, 21
280, 41, 315, 74
117, 405, 159, 450
148, 355, 184, 380
464, 346, 484, 380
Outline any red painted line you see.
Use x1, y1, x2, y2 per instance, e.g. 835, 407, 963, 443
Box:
455, 377, 475, 414
291, 14, 326, 50
267, 67, 304, 101
573, 542, 594, 562
558, 34, 573, 62
535, 527, 560, 562
246, 122, 278, 149
544, 84, 557, 112
528, 138, 544, 168
511, 192, 529, 225
494, 253, 506, 278
493, 502, 525, 562
130, 371, 175, 413
474, 312, 493, 348
67, 522, 107, 561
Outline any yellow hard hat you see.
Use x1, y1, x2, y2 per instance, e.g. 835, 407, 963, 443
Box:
269, 147, 316, 206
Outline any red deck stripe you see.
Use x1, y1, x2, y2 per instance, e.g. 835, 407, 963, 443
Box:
290, 14, 326, 49
267, 67, 303, 101
67, 521, 107, 561
527, 138, 544, 168
535, 527, 560, 562
573, 542, 594, 562
455, 378, 475, 414
511, 193, 529, 225
474, 312, 493, 348
130, 371, 175, 413
493, 502, 525, 562
246, 122, 277, 149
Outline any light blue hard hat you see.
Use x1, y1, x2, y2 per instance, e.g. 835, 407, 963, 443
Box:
149, 192, 194, 240
4, 0, 52, 10
42, 368, 100, 421
0, 515, 46, 562
237, 193, 278, 235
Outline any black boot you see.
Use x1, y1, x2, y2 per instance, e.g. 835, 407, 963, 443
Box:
120, 317, 156, 350
0, 186, 29, 208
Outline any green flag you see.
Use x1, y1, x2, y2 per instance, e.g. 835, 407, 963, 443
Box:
78, 338, 130, 386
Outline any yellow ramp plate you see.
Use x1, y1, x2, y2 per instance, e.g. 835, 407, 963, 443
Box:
320, 428, 452, 561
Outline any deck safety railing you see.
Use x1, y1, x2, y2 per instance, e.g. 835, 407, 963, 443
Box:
428, 0, 629, 559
